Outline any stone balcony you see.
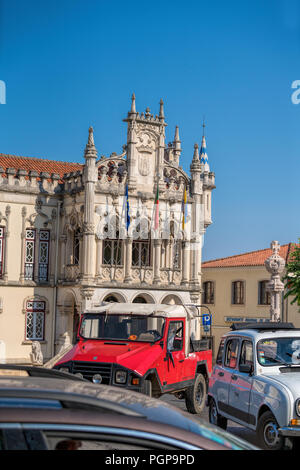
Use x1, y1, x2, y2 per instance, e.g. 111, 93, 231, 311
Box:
65, 264, 80, 282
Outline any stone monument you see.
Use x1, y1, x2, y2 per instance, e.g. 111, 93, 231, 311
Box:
31, 341, 44, 365
264, 240, 286, 322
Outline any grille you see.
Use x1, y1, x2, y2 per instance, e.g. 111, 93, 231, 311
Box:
72, 361, 112, 384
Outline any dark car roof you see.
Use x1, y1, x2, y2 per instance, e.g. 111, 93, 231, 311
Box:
0, 377, 256, 450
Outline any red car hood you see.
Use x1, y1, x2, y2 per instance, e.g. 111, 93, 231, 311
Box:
56, 340, 163, 376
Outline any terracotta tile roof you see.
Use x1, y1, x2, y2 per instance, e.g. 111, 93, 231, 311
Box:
202, 243, 297, 268
0, 153, 83, 179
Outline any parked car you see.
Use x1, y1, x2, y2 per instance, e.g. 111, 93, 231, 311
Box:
207, 321, 300, 450
53, 303, 213, 414
0, 365, 257, 450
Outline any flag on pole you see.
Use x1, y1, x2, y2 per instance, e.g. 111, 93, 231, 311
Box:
154, 183, 159, 230
182, 185, 187, 230
125, 183, 130, 232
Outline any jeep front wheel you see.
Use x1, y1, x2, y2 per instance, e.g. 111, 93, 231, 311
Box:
185, 373, 206, 414
257, 410, 284, 450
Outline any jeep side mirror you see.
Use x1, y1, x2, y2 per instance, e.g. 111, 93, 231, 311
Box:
239, 363, 253, 374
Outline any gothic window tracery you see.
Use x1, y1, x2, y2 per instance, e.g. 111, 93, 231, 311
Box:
72, 228, 81, 266
102, 215, 123, 266
24, 229, 36, 280
38, 230, 50, 282
132, 219, 151, 268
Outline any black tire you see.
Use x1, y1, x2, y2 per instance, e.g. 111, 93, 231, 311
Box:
208, 398, 227, 430
257, 410, 284, 450
142, 379, 152, 397
185, 373, 206, 414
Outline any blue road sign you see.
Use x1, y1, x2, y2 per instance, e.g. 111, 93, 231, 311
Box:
202, 314, 211, 326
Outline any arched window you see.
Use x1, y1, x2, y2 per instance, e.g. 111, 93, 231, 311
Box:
133, 296, 147, 304
73, 228, 81, 266
103, 230, 123, 266
132, 220, 151, 267
104, 295, 119, 303
102, 216, 123, 266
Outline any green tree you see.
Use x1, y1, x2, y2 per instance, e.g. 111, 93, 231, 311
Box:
283, 239, 300, 310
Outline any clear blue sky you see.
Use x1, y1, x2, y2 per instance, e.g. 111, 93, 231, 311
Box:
0, 0, 299, 261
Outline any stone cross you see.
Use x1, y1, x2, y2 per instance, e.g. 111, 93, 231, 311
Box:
264, 240, 286, 322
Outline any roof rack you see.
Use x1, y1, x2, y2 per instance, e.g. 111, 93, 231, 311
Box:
0, 389, 143, 417
230, 322, 295, 331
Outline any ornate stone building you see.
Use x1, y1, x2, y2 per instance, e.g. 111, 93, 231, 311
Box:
0, 95, 215, 363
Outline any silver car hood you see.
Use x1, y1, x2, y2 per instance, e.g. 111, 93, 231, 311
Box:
262, 371, 300, 397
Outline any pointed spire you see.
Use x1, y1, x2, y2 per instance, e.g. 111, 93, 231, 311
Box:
190, 143, 201, 172
130, 93, 136, 114
200, 135, 207, 164
88, 126, 94, 145
172, 125, 181, 166
173, 125, 181, 151
200, 118, 209, 170
159, 98, 164, 120
84, 126, 97, 159
193, 143, 199, 162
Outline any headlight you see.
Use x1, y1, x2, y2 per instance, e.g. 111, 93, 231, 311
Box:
92, 374, 102, 384
295, 399, 300, 417
115, 370, 127, 384
59, 367, 70, 373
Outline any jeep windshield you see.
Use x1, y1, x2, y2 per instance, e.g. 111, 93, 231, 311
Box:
79, 313, 165, 342
257, 337, 300, 366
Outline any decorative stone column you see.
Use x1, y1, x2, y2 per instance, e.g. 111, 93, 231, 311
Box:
181, 240, 190, 286
34, 228, 40, 282
189, 144, 202, 289
3, 206, 10, 283
59, 235, 67, 280
49, 208, 57, 286
264, 240, 286, 322
81, 127, 97, 284
153, 238, 162, 284
19, 207, 27, 283
124, 237, 133, 283
95, 236, 102, 282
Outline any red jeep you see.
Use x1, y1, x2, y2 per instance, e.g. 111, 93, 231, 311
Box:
54, 303, 213, 413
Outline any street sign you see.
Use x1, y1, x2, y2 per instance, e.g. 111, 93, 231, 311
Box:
202, 314, 211, 326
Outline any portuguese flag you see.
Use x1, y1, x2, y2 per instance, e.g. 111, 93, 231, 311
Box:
154, 183, 159, 230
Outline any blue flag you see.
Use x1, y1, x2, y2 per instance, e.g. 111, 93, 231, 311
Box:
125, 183, 130, 232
